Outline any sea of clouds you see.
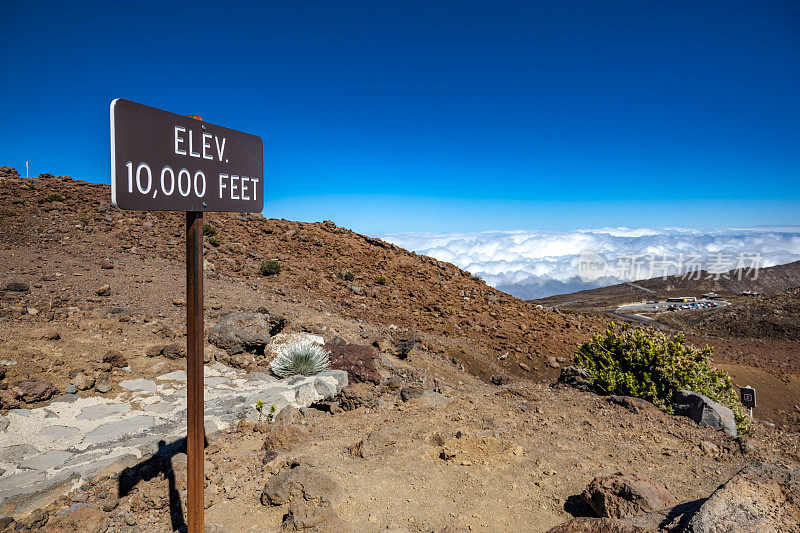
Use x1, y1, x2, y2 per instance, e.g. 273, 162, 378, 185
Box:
380, 226, 800, 300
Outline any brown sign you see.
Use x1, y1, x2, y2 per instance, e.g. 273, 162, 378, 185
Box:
110, 99, 263, 212
740, 386, 756, 408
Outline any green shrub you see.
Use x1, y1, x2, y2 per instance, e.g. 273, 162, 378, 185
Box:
375, 275, 387, 286
575, 322, 751, 434
260, 259, 281, 276
207, 235, 220, 247
203, 223, 217, 237
42, 193, 64, 202
270, 341, 331, 378
470, 273, 483, 282
338, 269, 355, 281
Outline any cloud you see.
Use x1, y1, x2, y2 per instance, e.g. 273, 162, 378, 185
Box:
380, 226, 800, 299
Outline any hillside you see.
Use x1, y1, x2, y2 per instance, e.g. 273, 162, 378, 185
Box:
0, 173, 605, 385
532, 260, 800, 312
657, 287, 800, 341
1, 169, 799, 532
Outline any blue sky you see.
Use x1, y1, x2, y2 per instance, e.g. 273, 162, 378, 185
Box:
1, 1, 799, 234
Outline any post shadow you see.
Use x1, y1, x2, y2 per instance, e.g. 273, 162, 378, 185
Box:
118, 434, 208, 532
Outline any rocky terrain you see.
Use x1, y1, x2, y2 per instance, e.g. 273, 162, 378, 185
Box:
0, 168, 798, 532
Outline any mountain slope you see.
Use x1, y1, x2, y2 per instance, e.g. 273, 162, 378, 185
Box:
0, 172, 605, 382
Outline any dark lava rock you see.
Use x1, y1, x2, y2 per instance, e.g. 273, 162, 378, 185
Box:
400, 386, 425, 402
208, 312, 276, 355
325, 344, 380, 384
2, 282, 29, 292
162, 343, 186, 360
102, 350, 127, 368
14, 380, 58, 403
582, 472, 678, 519
557, 366, 595, 392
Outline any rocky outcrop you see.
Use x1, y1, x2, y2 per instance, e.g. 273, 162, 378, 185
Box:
0, 166, 19, 178
686, 462, 800, 532
673, 390, 737, 436
582, 472, 678, 519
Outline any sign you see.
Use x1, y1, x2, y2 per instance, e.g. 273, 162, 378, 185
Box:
740, 386, 756, 409
110, 99, 263, 212
109, 99, 265, 532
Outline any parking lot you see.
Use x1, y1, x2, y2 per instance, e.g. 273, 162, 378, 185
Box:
617, 298, 729, 313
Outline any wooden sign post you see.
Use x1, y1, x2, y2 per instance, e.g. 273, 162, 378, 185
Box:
110, 100, 263, 531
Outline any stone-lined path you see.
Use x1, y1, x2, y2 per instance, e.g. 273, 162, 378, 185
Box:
0, 363, 347, 511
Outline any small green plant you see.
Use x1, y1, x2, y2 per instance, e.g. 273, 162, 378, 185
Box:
42, 193, 64, 202
207, 235, 220, 247
575, 322, 751, 434
202, 223, 217, 237
375, 275, 387, 286
260, 259, 281, 276
470, 272, 483, 282
270, 341, 331, 378
338, 269, 355, 281
255, 399, 264, 422
267, 404, 276, 423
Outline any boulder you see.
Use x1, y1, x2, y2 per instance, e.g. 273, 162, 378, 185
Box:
673, 390, 737, 436
261, 425, 311, 452
208, 312, 274, 354
282, 501, 349, 532
557, 366, 595, 392
261, 464, 341, 506
161, 343, 185, 360
606, 396, 658, 415
102, 350, 127, 367
545, 518, 648, 533
94, 284, 111, 296
349, 428, 396, 458
14, 380, 58, 403
72, 372, 95, 391
686, 462, 800, 532
95, 376, 113, 393
324, 344, 381, 384
400, 386, 425, 402
274, 405, 301, 426
2, 282, 29, 292
582, 472, 678, 519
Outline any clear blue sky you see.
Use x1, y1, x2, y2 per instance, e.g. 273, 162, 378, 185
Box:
1, 1, 798, 234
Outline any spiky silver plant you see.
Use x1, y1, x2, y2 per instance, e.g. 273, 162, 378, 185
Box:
270, 341, 331, 378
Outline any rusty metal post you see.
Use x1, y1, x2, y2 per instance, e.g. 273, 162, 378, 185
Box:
185, 114, 204, 533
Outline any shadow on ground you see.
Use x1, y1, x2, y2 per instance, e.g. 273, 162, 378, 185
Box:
118, 436, 208, 532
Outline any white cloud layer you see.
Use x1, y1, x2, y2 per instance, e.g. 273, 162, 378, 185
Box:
380, 227, 800, 299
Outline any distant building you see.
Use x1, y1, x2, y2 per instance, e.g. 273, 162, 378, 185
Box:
702, 292, 723, 300
666, 297, 696, 303
741, 290, 761, 297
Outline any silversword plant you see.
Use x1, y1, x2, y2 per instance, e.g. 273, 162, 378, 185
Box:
270, 341, 331, 378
